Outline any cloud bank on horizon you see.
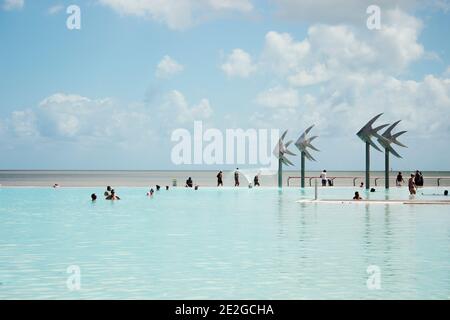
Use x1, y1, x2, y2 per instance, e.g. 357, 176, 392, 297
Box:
0, 0, 449, 170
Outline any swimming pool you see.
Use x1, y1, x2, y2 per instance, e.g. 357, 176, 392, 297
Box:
0, 187, 449, 299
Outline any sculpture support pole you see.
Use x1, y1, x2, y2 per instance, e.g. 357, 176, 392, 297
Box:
385, 148, 389, 189
365, 142, 370, 190
278, 158, 282, 188
301, 152, 305, 188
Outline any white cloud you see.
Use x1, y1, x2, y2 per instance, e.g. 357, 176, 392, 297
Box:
221, 49, 256, 78
2, 90, 214, 147
444, 66, 450, 77
255, 86, 299, 109
155, 55, 184, 79
208, 0, 253, 11
288, 64, 330, 87
47, 4, 64, 15
242, 8, 447, 137
160, 90, 213, 124
258, 8, 424, 89
2, 0, 24, 11
252, 72, 450, 138
10, 109, 38, 138
273, 0, 421, 25
262, 31, 310, 75
374, 9, 424, 70
98, 0, 253, 30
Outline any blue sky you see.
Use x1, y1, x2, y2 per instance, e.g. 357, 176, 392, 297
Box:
0, 0, 449, 171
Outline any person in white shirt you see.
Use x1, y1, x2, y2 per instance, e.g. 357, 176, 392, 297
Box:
320, 170, 327, 187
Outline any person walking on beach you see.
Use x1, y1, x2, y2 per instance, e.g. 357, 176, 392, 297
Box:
217, 171, 223, 187
254, 175, 260, 187
320, 170, 327, 187
396, 172, 404, 186
234, 168, 240, 187
408, 174, 416, 195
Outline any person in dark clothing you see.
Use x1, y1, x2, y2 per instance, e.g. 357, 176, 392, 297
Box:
234, 168, 240, 187
418, 172, 424, 187
186, 177, 193, 188
106, 189, 121, 200
353, 192, 362, 200
91, 193, 97, 201
217, 171, 223, 187
414, 171, 422, 187
396, 172, 404, 186
409, 174, 416, 195
254, 175, 260, 187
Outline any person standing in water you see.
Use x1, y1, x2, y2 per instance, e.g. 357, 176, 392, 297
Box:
234, 168, 240, 187
217, 171, 223, 187
408, 174, 416, 195
320, 170, 327, 187
106, 189, 121, 200
353, 192, 362, 200
396, 172, 404, 186
254, 175, 260, 187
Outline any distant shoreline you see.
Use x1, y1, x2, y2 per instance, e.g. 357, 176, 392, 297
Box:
1, 170, 449, 187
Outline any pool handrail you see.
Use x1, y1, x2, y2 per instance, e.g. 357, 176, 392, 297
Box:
286, 176, 450, 187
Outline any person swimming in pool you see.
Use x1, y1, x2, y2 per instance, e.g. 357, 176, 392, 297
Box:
353, 192, 362, 200
106, 189, 121, 200
421, 190, 449, 196
147, 188, 154, 197
91, 193, 97, 201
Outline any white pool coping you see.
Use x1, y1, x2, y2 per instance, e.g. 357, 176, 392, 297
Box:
297, 199, 450, 205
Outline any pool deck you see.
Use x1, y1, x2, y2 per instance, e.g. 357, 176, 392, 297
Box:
297, 199, 450, 205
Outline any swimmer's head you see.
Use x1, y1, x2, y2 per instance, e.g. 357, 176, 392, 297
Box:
445, 190, 448, 196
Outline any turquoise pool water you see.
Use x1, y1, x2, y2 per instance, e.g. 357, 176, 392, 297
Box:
0, 187, 449, 299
